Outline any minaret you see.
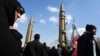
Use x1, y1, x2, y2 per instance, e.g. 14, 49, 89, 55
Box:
59, 3, 67, 47
24, 17, 34, 48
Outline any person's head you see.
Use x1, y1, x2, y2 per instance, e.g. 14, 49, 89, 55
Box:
15, 7, 25, 19
8, 1, 25, 26
52, 46, 55, 49
86, 24, 96, 35
57, 44, 61, 48
43, 42, 46, 46
34, 34, 40, 40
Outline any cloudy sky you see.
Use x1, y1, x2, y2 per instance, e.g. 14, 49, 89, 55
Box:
16, 0, 100, 46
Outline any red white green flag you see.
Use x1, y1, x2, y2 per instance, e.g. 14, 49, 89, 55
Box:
71, 24, 80, 56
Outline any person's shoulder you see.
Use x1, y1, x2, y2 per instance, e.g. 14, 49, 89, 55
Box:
28, 41, 34, 44
77, 33, 87, 42
29, 40, 41, 45
26, 41, 35, 47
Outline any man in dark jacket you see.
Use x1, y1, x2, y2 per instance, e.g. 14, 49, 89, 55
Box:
23, 34, 47, 56
77, 24, 100, 56
0, 0, 25, 56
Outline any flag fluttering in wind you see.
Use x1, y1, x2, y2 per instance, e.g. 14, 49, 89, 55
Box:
71, 24, 80, 56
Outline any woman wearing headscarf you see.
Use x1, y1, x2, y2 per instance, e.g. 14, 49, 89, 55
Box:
0, 0, 25, 56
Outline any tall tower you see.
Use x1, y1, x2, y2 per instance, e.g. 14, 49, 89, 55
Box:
59, 3, 67, 47
24, 17, 34, 48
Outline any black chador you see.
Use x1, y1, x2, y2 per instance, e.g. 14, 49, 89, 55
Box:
0, 0, 25, 56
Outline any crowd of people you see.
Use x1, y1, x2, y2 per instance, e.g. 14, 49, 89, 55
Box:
23, 25, 100, 56
0, 0, 100, 56
22, 33, 73, 56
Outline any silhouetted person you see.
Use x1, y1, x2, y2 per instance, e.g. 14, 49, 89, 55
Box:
67, 46, 72, 56
61, 46, 70, 56
77, 24, 100, 56
49, 46, 59, 56
0, 0, 25, 56
57, 44, 62, 56
43, 42, 50, 56
23, 34, 47, 56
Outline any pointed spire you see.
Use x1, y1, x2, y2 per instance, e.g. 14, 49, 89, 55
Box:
30, 16, 33, 23
60, 3, 64, 11
24, 16, 34, 48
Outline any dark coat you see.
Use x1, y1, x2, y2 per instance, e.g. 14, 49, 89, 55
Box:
49, 47, 59, 56
0, 0, 23, 56
0, 28, 22, 56
23, 40, 47, 56
77, 32, 100, 56
61, 47, 70, 56
43, 44, 50, 56
22, 42, 36, 56
10, 29, 23, 53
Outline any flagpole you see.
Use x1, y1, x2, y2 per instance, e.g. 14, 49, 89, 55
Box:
70, 19, 80, 56
70, 19, 75, 48
70, 19, 77, 47
73, 19, 75, 25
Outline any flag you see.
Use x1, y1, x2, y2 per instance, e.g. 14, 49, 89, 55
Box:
71, 24, 80, 56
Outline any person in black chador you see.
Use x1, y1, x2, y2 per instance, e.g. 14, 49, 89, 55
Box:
77, 24, 100, 56
23, 34, 47, 56
0, 0, 25, 56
